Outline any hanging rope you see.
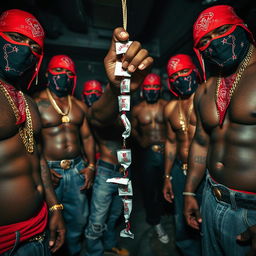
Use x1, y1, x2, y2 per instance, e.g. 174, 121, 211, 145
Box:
106, 0, 134, 239
121, 0, 127, 30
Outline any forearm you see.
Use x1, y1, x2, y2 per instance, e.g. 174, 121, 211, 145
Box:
82, 135, 96, 165
185, 141, 207, 193
164, 140, 177, 176
40, 156, 59, 206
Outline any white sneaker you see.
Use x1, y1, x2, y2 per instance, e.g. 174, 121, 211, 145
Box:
154, 223, 169, 244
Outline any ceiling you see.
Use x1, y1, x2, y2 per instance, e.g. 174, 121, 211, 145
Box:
1, 0, 256, 95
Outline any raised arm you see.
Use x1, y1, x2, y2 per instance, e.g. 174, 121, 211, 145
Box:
163, 104, 177, 203
90, 27, 153, 124
183, 87, 209, 230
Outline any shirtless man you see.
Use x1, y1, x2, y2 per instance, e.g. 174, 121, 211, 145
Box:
183, 5, 256, 255
163, 54, 202, 255
34, 55, 95, 256
84, 28, 153, 256
131, 73, 169, 244
0, 9, 65, 255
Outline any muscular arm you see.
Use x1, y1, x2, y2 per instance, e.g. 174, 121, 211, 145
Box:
163, 105, 177, 203
164, 118, 177, 177
80, 111, 96, 165
37, 139, 65, 252
184, 92, 209, 193
183, 88, 209, 230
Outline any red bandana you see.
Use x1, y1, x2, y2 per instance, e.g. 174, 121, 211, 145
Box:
193, 5, 254, 81
216, 74, 236, 125
1, 82, 26, 125
82, 80, 103, 95
193, 5, 255, 125
47, 55, 77, 94
142, 73, 161, 86
166, 54, 198, 97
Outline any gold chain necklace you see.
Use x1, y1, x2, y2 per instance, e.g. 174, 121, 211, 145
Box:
0, 82, 34, 153
178, 97, 193, 134
46, 88, 72, 123
215, 44, 254, 116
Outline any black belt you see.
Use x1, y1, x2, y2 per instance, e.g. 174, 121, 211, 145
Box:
97, 159, 124, 173
209, 179, 256, 210
47, 156, 82, 170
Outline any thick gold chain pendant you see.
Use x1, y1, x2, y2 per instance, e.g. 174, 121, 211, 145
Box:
62, 115, 70, 123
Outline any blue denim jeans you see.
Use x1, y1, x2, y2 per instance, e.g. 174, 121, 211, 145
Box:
85, 160, 123, 256
139, 145, 165, 225
172, 159, 203, 256
2, 231, 51, 256
201, 174, 256, 256
47, 157, 89, 256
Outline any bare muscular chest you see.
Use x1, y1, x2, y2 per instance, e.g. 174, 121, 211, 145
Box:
199, 77, 256, 130
38, 99, 84, 128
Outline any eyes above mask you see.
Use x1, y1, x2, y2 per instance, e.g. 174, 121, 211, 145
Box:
0, 33, 38, 81
200, 26, 251, 69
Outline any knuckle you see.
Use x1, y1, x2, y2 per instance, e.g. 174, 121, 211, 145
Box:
132, 41, 141, 49
140, 48, 148, 56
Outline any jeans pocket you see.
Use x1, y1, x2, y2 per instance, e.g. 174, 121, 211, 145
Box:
243, 208, 256, 228
74, 161, 86, 181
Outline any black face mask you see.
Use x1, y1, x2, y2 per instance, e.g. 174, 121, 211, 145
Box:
143, 89, 160, 103
172, 71, 198, 96
47, 72, 74, 97
84, 94, 101, 107
201, 26, 250, 71
0, 35, 37, 83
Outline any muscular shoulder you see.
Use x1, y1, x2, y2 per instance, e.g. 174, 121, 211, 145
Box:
132, 101, 146, 115
194, 78, 215, 105
72, 96, 88, 113
164, 99, 177, 119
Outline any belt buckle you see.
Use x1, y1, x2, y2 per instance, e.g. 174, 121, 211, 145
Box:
28, 232, 46, 242
152, 145, 160, 152
60, 160, 71, 169
213, 187, 222, 201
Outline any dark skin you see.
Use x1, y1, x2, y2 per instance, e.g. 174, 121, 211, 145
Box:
131, 95, 167, 148
34, 69, 95, 190
162, 77, 196, 203
86, 27, 153, 163
0, 32, 65, 253
184, 24, 256, 255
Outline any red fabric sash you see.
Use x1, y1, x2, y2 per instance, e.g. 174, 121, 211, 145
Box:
1, 82, 26, 125
0, 201, 48, 254
216, 74, 236, 125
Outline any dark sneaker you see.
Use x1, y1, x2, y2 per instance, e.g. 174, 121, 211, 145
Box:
154, 223, 169, 244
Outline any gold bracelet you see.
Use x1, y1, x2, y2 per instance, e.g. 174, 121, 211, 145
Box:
182, 192, 196, 196
49, 204, 64, 212
164, 174, 172, 180
88, 163, 95, 171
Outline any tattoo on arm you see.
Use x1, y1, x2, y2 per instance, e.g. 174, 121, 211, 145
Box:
193, 155, 206, 164
40, 159, 52, 190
